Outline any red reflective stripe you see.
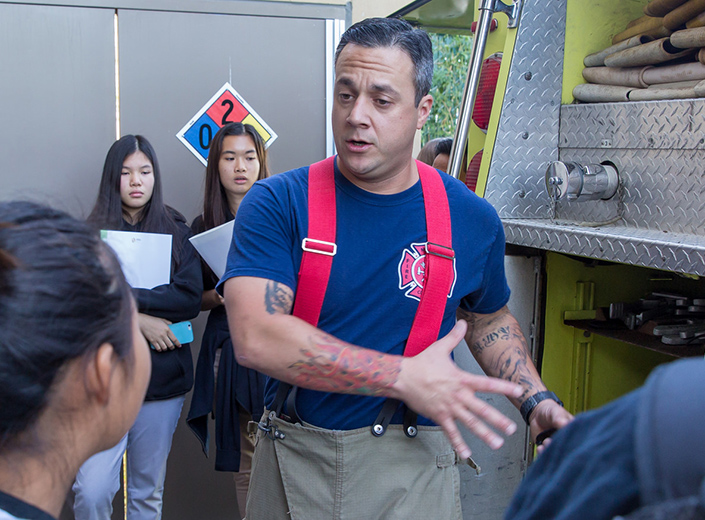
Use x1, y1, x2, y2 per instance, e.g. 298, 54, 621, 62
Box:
404, 161, 454, 357
292, 156, 337, 326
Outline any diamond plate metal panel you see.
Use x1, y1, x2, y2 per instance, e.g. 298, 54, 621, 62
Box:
561, 100, 705, 150
504, 219, 705, 276
483, 0, 565, 219
481, 0, 705, 272
557, 148, 705, 234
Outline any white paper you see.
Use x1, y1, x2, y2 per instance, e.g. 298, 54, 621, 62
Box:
188, 220, 235, 280
101, 230, 172, 289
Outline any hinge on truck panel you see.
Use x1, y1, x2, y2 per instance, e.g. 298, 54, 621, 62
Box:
490, 0, 524, 29
568, 282, 595, 414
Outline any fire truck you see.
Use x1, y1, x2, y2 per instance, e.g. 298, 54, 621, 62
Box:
392, 0, 705, 517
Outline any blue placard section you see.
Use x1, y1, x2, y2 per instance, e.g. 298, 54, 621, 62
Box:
183, 113, 219, 163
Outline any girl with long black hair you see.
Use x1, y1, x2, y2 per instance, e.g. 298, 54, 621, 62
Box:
73, 135, 202, 520
187, 123, 269, 517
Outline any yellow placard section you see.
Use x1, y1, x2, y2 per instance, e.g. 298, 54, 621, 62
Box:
242, 114, 271, 143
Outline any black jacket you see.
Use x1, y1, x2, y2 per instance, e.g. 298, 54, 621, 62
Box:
123, 214, 203, 400
187, 214, 265, 471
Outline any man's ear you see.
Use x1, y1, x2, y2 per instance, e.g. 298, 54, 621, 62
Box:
416, 94, 434, 130
84, 343, 117, 405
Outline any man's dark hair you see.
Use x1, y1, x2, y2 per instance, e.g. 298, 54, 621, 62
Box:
335, 17, 433, 107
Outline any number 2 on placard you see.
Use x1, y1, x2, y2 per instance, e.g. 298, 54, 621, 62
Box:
197, 99, 235, 151
221, 99, 234, 125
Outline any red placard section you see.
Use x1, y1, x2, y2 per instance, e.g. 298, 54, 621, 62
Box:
206, 91, 248, 127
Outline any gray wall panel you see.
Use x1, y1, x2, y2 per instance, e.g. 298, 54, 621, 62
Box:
454, 255, 538, 520
117, 8, 330, 519
8, 0, 348, 21
118, 8, 327, 221
0, 3, 115, 216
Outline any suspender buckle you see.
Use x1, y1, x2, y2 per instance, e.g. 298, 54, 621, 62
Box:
425, 242, 454, 260
302, 238, 337, 256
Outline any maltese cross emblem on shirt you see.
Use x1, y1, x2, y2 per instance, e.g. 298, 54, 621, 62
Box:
398, 242, 457, 301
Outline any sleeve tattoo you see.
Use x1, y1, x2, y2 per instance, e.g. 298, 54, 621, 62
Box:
264, 280, 400, 394
460, 308, 536, 400
289, 333, 401, 395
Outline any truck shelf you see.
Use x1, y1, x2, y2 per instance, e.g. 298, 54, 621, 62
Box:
564, 318, 705, 358
504, 219, 705, 278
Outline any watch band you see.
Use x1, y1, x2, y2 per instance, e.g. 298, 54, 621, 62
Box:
520, 391, 563, 425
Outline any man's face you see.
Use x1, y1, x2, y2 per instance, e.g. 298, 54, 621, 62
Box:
332, 44, 432, 191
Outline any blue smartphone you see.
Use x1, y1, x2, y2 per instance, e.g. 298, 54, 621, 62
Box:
149, 321, 193, 349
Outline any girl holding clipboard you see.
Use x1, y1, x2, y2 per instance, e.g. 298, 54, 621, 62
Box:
187, 123, 269, 518
73, 135, 202, 520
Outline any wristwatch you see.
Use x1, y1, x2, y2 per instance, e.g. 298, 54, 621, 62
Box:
520, 391, 563, 425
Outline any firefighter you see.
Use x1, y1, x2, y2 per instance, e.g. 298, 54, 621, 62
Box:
221, 17, 573, 519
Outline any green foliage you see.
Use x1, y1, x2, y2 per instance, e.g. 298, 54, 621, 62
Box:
422, 32, 472, 144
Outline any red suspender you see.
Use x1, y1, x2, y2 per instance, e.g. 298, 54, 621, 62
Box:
292, 156, 337, 326
405, 161, 455, 356
284, 156, 455, 435
293, 157, 454, 355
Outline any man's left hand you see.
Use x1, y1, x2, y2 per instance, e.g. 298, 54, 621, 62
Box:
529, 400, 574, 454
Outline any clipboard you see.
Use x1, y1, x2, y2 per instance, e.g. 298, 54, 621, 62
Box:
188, 220, 235, 279
101, 230, 172, 289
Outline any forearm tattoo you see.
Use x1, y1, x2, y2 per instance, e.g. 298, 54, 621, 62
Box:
495, 345, 536, 401
460, 308, 537, 401
265, 281, 293, 315
472, 325, 514, 355
288, 332, 401, 395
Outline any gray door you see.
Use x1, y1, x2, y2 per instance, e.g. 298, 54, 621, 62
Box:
0, 3, 115, 215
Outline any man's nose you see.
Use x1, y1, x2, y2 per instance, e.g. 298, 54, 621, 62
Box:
347, 98, 371, 126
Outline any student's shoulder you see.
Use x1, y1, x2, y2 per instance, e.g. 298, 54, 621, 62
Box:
190, 214, 205, 234
165, 206, 194, 237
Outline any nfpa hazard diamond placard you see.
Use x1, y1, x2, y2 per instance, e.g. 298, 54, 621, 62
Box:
177, 83, 277, 166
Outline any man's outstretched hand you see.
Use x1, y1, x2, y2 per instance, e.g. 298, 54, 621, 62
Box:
392, 320, 524, 460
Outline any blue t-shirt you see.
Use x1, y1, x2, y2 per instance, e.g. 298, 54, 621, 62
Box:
220, 159, 510, 430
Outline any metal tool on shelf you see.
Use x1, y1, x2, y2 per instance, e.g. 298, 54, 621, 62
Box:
610, 293, 705, 345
